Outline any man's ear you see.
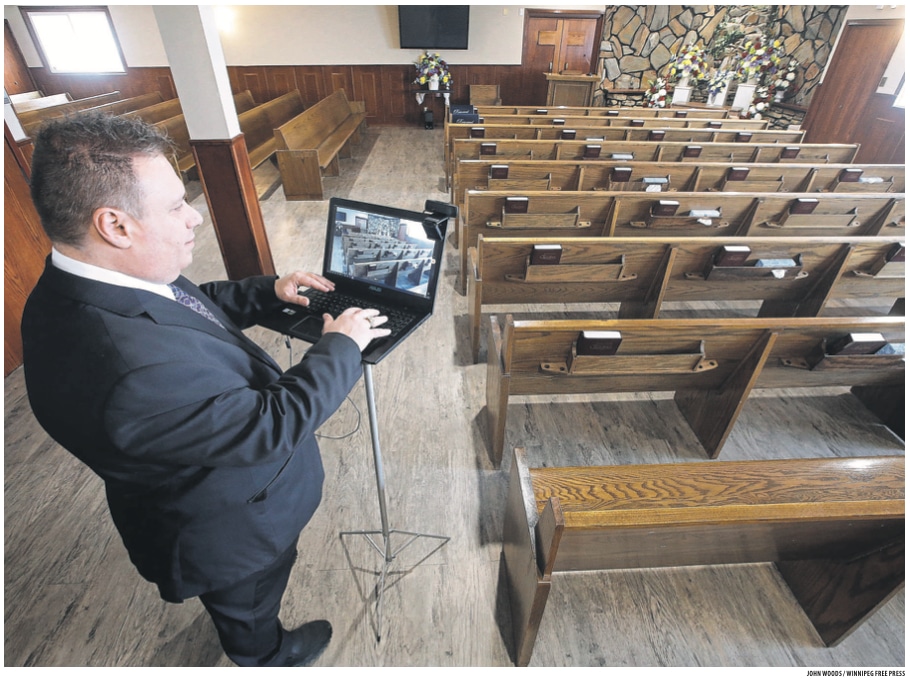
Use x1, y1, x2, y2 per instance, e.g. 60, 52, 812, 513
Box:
92, 207, 133, 249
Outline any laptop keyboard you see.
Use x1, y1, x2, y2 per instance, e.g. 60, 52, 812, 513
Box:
302, 290, 415, 334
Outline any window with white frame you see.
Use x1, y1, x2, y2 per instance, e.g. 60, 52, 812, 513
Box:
21, 6, 126, 74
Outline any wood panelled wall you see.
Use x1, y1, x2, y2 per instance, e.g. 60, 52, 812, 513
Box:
29, 66, 177, 103
27, 65, 525, 127
227, 64, 524, 126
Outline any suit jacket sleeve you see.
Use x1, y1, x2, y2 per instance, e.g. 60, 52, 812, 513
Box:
103, 327, 363, 469
196, 275, 281, 329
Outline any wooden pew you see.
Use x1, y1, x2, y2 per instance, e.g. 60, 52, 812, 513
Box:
125, 97, 182, 124
444, 116, 777, 182
260, 90, 305, 130
233, 89, 257, 114
237, 91, 305, 169
471, 104, 735, 119
80, 91, 164, 118
134, 92, 257, 124
9, 90, 46, 105
11, 92, 70, 113
154, 114, 194, 179
18, 91, 122, 136
451, 158, 904, 211
485, 314, 905, 462
457, 191, 905, 291
448, 138, 860, 190
456, 114, 770, 129
466, 234, 906, 362
274, 89, 367, 201
445, 124, 805, 186
502, 448, 905, 666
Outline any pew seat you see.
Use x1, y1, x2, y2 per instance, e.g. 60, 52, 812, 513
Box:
502, 448, 905, 665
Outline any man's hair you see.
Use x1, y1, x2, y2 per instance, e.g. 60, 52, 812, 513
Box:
29, 112, 175, 246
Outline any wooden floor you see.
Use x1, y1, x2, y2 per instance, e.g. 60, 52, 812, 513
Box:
4, 125, 905, 669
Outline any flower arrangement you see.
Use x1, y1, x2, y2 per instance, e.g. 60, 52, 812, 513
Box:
644, 77, 672, 108
744, 84, 773, 119
706, 69, 735, 98
772, 59, 798, 99
414, 52, 452, 88
668, 43, 709, 83
733, 35, 783, 83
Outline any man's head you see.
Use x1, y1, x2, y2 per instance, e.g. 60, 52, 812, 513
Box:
29, 112, 204, 283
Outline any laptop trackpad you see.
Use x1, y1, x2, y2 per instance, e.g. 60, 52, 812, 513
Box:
291, 314, 324, 340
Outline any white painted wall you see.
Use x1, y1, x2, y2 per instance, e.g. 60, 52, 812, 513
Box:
6, 5, 607, 68
8, 5, 902, 95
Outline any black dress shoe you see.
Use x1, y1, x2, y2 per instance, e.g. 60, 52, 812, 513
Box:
276, 620, 332, 667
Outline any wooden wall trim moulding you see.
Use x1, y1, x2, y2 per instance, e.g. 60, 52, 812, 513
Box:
190, 135, 275, 280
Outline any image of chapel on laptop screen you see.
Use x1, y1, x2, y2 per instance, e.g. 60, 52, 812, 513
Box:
326, 200, 441, 300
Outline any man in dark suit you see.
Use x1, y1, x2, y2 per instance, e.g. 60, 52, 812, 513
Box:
21, 112, 391, 666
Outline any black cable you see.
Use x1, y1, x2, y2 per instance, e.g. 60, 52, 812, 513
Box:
285, 335, 362, 439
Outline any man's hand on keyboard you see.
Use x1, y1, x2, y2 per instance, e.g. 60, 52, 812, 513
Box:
275, 271, 335, 306
322, 307, 391, 351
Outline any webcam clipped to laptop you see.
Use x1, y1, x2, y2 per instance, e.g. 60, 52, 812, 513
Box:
260, 197, 455, 364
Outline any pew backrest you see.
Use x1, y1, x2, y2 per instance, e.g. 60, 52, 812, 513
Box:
466, 234, 906, 361
450, 138, 860, 172
274, 89, 360, 153
12, 92, 71, 113
233, 89, 257, 114
451, 159, 904, 209
458, 190, 905, 291
485, 313, 905, 460
125, 98, 183, 124
80, 91, 164, 118
19, 91, 122, 135
472, 104, 735, 119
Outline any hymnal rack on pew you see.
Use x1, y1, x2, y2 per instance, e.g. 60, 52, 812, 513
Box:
783, 332, 905, 371
530, 244, 562, 265
576, 330, 621, 355
853, 242, 904, 278
698, 246, 804, 281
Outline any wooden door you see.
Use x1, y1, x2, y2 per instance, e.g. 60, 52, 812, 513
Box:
5, 20, 37, 95
802, 19, 904, 159
520, 11, 602, 106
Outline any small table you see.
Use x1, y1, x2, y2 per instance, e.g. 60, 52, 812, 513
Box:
412, 88, 450, 106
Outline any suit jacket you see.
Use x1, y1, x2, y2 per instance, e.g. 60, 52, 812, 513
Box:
21, 257, 364, 602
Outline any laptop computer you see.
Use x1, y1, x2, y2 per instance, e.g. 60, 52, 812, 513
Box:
259, 197, 450, 364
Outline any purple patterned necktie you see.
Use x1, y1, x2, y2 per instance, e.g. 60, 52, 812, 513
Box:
168, 284, 225, 329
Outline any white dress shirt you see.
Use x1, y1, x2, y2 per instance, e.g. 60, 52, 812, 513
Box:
51, 248, 176, 300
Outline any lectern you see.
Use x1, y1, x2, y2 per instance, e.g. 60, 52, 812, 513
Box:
544, 72, 601, 107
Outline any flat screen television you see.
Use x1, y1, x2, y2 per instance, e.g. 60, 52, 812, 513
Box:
398, 6, 470, 50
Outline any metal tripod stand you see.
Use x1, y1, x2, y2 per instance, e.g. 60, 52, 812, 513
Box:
340, 362, 450, 642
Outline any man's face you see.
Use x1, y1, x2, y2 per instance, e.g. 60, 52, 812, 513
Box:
125, 154, 204, 284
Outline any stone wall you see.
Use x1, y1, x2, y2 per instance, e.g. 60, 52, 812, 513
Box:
596, 5, 848, 114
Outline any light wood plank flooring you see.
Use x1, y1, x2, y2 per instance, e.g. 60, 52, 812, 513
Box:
4, 125, 905, 669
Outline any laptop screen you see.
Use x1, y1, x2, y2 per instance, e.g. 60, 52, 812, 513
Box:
325, 198, 442, 302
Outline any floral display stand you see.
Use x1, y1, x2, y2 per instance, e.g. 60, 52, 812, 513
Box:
414, 90, 450, 106
732, 79, 758, 110
705, 70, 734, 107
671, 77, 693, 105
